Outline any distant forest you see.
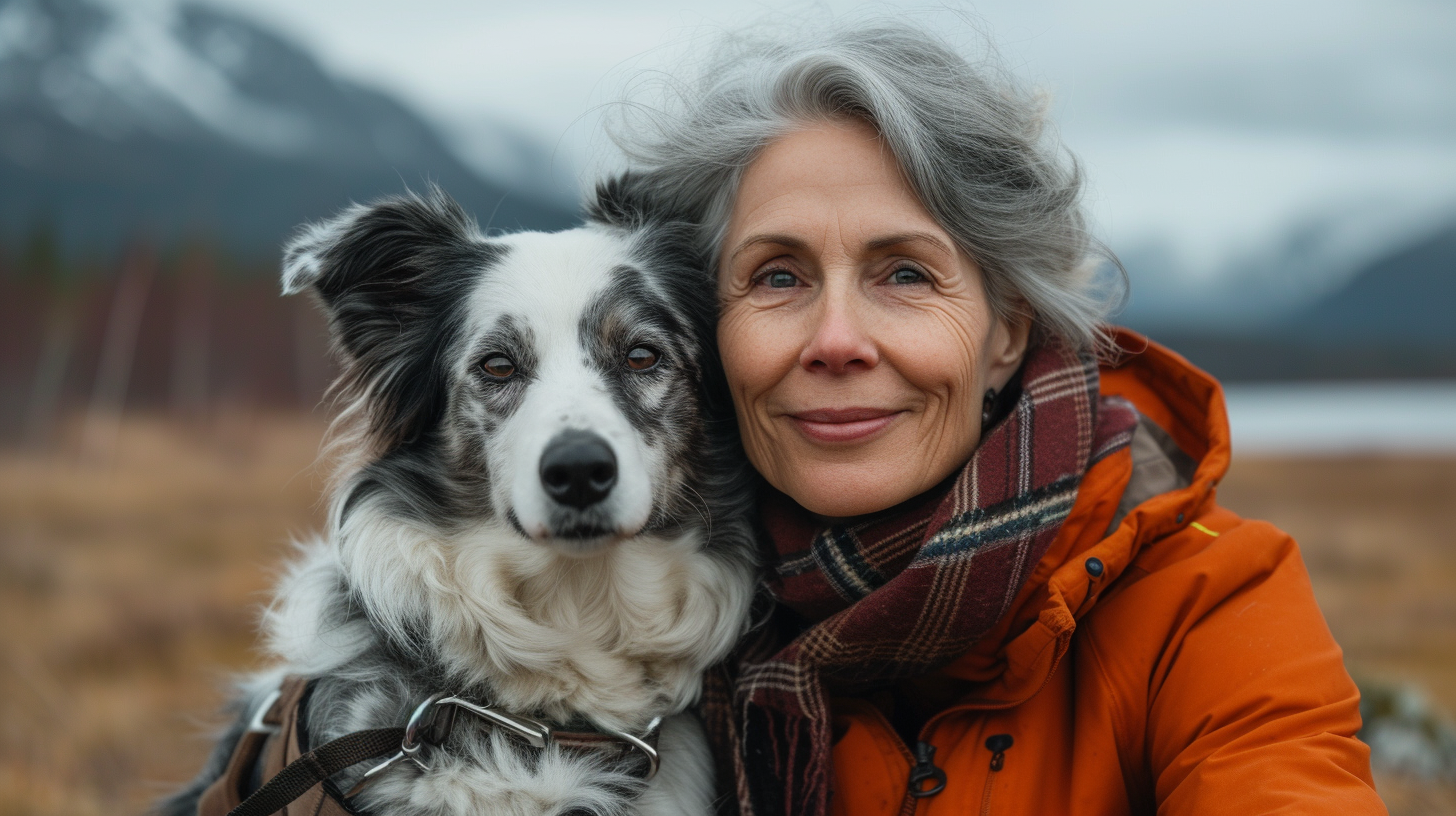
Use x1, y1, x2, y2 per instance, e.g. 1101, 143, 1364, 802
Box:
4, 216, 1454, 451
0, 224, 335, 449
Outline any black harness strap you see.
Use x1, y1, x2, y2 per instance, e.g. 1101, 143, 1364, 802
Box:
227, 728, 403, 816
224, 686, 661, 816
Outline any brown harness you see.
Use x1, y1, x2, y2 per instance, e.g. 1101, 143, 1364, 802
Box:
197, 677, 663, 816
198, 677, 347, 816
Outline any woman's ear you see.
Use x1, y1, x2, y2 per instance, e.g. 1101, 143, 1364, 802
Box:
985, 308, 1033, 393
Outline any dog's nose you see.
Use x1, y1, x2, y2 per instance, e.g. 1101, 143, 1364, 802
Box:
539, 431, 618, 509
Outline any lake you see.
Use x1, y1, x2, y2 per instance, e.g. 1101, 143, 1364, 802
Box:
1223, 381, 1456, 453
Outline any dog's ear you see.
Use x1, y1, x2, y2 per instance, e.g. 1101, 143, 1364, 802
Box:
282, 187, 490, 448
586, 171, 680, 230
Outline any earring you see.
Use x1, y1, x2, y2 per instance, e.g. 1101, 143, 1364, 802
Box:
981, 388, 998, 425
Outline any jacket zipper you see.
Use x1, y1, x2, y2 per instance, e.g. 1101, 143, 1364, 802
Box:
908, 741, 947, 799
978, 734, 1013, 816
896, 636, 1067, 814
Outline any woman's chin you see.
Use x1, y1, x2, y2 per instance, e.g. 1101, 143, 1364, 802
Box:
774, 460, 934, 519
750, 426, 974, 518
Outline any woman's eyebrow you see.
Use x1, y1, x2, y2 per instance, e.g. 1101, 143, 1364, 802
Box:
728, 233, 808, 264
864, 232, 955, 257
729, 231, 954, 264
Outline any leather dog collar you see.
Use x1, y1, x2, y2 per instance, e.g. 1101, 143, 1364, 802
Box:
219, 677, 663, 816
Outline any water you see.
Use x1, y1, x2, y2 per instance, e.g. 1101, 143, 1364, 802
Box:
1224, 381, 1456, 453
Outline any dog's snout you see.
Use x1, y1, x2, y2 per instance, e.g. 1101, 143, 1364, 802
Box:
539, 431, 618, 509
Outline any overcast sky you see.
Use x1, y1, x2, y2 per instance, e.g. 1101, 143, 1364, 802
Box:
186, 0, 1456, 286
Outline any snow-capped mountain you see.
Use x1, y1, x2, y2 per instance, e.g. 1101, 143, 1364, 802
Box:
1118, 219, 1456, 380
0, 0, 574, 256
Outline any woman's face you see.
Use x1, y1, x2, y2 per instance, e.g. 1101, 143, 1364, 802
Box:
718, 119, 1029, 518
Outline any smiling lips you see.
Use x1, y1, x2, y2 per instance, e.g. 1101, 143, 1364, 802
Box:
789, 408, 902, 443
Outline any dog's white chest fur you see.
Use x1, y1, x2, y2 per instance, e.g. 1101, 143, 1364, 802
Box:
263, 525, 747, 815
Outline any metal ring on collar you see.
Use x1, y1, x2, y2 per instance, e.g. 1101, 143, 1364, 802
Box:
346, 693, 452, 798
605, 716, 662, 780
401, 692, 452, 768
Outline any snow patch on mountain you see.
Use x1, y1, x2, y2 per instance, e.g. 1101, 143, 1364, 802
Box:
86, 2, 311, 153
1, 0, 310, 154
0, 0, 575, 253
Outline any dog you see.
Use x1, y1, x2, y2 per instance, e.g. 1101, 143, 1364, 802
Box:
160, 182, 757, 816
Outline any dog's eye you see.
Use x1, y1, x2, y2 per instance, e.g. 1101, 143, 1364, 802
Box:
625, 346, 659, 371
481, 354, 516, 379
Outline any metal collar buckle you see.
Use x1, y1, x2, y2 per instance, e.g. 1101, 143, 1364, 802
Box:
346, 692, 453, 797
245, 689, 283, 735
346, 693, 663, 799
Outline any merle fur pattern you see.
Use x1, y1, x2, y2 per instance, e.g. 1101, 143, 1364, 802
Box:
158, 182, 758, 816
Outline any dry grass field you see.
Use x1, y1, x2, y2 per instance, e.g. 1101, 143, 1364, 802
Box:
1, 413, 1453, 814
0, 413, 329, 816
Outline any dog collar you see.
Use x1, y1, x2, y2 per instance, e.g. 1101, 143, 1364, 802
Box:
348, 692, 663, 797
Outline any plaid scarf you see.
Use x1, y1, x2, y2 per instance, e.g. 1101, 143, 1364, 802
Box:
701, 339, 1138, 816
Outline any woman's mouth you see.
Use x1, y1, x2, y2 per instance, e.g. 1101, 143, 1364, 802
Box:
788, 408, 902, 443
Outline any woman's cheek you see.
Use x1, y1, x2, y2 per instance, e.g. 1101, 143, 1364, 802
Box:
716, 303, 759, 396
884, 298, 984, 383
717, 302, 791, 462
878, 300, 990, 467
720, 295, 799, 373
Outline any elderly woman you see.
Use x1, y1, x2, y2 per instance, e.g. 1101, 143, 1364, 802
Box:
610, 19, 1386, 816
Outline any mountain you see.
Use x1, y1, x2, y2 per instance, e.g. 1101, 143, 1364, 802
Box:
1134, 219, 1456, 381
0, 0, 576, 259
1286, 222, 1456, 344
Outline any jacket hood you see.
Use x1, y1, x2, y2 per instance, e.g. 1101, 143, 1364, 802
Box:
938, 328, 1233, 702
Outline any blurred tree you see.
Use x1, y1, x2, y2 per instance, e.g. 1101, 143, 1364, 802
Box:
20, 219, 78, 449
19, 223, 62, 284
170, 242, 215, 419
82, 242, 157, 462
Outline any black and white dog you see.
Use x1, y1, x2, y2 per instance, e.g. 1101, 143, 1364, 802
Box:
162, 183, 757, 816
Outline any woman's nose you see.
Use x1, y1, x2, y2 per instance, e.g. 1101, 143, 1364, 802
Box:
799, 289, 879, 373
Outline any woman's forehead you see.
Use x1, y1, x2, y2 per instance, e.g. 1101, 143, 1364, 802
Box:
725, 121, 949, 258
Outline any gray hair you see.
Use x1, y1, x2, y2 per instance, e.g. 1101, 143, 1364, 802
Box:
606, 17, 1122, 351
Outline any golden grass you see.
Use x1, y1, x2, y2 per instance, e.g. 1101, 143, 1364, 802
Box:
0, 413, 328, 816
0, 414, 1452, 814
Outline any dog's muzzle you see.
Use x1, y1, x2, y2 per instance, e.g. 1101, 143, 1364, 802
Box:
539, 430, 617, 510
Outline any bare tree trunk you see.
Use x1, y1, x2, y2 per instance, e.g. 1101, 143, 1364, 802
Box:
22, 298, 76, 450
170, 250, 213, 420
81, 245, 156, 463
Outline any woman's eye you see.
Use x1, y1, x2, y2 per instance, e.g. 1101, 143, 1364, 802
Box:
764, 270, 799, 288
481, 355, 516, 379
890, 266, 926, 285
625, 346, 659, 371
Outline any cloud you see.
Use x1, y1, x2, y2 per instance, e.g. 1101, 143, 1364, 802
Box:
182, 0, 1456, 284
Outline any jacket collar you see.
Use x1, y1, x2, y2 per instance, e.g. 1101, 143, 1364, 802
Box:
939, 328, 1233, 703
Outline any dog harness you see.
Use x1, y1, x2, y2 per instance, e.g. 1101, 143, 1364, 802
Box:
197, 676, 663, 816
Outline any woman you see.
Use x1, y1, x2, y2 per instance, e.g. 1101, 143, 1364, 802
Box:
610, 18, 1386, 816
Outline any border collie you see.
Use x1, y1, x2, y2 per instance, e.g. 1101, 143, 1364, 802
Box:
161, 183, 757, 816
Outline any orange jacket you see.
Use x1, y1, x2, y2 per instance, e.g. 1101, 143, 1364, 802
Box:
828, 331, 1386, 816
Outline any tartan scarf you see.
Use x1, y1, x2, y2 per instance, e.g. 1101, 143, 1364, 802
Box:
701, 339, 1138, 816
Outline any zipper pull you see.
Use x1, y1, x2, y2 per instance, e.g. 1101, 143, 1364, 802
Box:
984, 733, 1013, 772
908, 741, 947, 798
